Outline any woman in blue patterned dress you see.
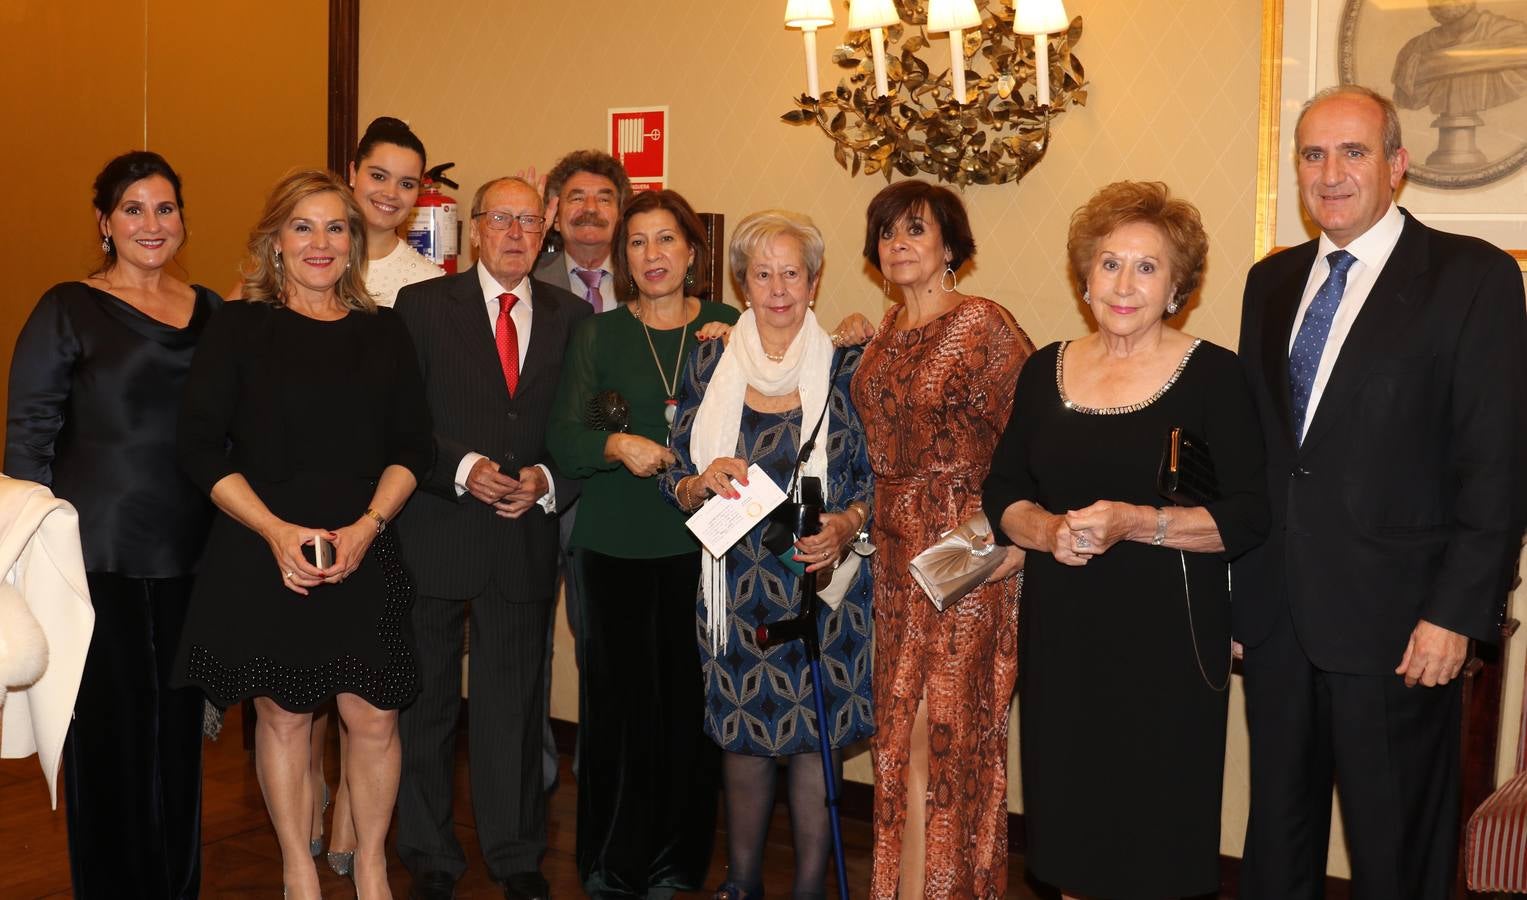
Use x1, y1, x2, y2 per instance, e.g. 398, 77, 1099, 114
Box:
660, 210, 874, 900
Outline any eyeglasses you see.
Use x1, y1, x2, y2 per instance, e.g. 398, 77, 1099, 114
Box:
473, 210, 546, 233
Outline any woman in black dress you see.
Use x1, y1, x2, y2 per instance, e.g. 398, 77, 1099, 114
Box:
174, 169, 431, 900
5, 151, 219, 899
982, 181, 1268, 900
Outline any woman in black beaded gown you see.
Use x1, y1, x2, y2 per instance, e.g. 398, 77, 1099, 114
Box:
5, 151, 220, 900
173, 170, 431, 900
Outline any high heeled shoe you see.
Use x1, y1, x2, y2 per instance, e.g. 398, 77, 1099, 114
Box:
327, 849, 354, 877
309, 782, 330, 856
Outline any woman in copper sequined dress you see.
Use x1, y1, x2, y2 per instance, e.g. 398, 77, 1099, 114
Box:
850, 181, 1033, 898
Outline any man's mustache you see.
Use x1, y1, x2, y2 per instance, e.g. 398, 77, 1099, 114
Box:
570, 212, 609, 228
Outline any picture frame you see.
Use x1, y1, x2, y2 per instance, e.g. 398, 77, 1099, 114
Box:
1255, 0, 1527, 271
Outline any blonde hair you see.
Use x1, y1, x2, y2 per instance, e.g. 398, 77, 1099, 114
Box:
241, 169, 374, 312
729, 209, 826, 291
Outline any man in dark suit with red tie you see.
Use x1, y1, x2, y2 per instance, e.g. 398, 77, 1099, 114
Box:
1235, 84, 1526, 899
393, 176, 591, 900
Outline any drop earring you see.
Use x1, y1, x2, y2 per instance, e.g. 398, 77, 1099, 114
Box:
1082, 289, 1091, 303
101, 235, 113, 253
274, 250, 283, 272
939, 266, 956, 293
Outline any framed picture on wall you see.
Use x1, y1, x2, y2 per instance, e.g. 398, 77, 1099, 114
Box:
1255, 0, 1527, 270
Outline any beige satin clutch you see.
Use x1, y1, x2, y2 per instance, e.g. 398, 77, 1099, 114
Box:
908, 512, 1003, 611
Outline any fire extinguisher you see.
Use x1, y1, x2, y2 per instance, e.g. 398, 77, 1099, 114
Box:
407, 162, 460, 274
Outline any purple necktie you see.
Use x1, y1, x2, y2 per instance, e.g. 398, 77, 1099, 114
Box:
573, 267, 605, 313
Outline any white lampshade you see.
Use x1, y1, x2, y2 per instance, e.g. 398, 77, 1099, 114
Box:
926, 0, 982, 33
785, 0, 835, 28
848, 0, 901, 30
1013, 0, 1069, 34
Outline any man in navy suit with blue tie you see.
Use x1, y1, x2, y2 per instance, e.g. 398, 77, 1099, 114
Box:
1235, 85, 1526, 899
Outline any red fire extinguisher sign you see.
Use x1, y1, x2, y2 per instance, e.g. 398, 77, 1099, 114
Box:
608, 107, 667, 191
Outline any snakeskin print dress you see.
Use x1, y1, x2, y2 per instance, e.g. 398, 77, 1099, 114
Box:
850, 297, 1033, 899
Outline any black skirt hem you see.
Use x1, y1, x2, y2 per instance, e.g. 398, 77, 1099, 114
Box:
183, 645, 420, 714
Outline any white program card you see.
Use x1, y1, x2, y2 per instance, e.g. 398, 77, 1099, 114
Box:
684, 463, 788, 557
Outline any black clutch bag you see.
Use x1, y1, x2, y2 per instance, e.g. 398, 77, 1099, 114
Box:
1156, 426, 1219, 506
584, 390, 630, 433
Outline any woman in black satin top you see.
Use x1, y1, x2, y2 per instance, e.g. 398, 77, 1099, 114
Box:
4, 151, 221, 900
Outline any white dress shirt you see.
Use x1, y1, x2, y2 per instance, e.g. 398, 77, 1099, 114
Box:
452, 267, 556, 511
564, 252, 616, 312
1288, 203, 1406, 424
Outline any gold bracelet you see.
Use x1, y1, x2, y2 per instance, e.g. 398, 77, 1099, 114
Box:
363, 507, 387, 533
680, 476, 704, 511
846, 502, 868, 531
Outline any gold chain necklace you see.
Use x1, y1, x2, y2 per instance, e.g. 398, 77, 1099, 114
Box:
633, 303, 690, 424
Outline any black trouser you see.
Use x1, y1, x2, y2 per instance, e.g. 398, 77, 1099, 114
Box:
397, 581, 552, 881
64, 573, 203, 900
1241, 606, 1461, 900
574, 548, 719, 898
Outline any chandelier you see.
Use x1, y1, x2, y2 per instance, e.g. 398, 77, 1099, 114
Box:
781, 0, 1086, 187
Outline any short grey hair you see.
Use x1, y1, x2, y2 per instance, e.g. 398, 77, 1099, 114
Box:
470, 176, 542, 217
1296, 84, 1404, 160
728, 209, 826, 290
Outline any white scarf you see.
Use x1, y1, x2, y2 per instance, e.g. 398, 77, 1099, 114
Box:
689, 308, 835, 654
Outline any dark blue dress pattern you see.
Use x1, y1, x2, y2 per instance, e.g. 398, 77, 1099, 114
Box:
661, 339, 875, 756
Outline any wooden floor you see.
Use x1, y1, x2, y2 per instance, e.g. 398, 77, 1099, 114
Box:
0, 704, 1053, 899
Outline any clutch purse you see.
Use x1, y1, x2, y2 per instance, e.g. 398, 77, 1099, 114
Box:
584, 389, 630, 432
1156, 426, 1219, 506
908, 512, 1003, 612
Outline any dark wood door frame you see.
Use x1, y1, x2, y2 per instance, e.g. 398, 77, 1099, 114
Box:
328, 0, 360, 176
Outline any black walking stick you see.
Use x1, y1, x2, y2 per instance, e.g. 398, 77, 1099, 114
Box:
757, 475, 851, 900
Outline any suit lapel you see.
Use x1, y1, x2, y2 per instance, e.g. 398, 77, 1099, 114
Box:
1263, 243, 1318, 445
446, 267, 508, 397
517, 278, 562, 394
1299, 214, 1431, 454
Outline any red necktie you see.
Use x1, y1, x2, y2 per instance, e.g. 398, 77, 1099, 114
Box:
495, 291, 520, 397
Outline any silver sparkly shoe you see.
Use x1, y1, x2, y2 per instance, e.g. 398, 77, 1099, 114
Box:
326, 849, 354, 877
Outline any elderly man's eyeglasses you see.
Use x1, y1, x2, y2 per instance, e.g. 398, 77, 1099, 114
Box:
473, 211, 546, 233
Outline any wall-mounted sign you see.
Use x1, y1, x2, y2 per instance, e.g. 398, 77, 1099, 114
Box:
608, 106, 668, 192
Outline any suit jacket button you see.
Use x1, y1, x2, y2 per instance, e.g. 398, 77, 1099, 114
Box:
1292, 466, 1310, 478
507, 411, 518, 421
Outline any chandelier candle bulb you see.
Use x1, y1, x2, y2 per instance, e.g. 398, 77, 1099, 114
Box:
927, 0, 982, 104
849, 0, 901, 98
1013, 0, 1070, 107
785, 0, 836, 98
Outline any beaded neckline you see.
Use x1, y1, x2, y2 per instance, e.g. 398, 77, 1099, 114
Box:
1056, 338, 1202, 415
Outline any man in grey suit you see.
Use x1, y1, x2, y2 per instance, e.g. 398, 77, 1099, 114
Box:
394, 176, 592, 900
531, 150, 631, 791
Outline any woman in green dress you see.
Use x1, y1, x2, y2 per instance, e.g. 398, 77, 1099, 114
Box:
548, 188, 737, 898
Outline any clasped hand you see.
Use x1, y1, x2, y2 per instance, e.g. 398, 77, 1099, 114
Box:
466, 457, 548, 518
607, 433, 676, 479
1050, 500, 1134, 566
264, 519, 377, 595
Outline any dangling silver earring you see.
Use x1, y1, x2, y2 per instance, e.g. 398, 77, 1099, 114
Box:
101, 235, 113, 253
940, 265, 957, 293
274, 251, 283, 272
1082, 289, 1091, 303
1166, 298, 1181, 316
684, 267, 696, 289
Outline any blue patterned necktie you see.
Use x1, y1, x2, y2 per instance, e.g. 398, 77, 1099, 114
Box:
1289, 249, 1357, 444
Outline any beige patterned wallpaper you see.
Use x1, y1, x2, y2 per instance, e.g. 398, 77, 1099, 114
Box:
361, 0, 1526, 878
